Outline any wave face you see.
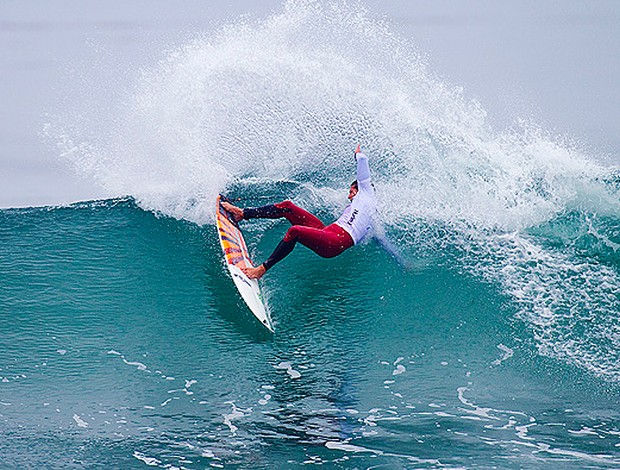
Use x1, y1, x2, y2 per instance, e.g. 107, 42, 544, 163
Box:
27, 0, 620, 467
1, 199, 619, 468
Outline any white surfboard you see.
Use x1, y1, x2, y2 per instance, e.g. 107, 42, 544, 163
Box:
216, 195, 274, 332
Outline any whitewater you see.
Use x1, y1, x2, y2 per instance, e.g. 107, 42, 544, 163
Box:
2, 1, 619, 468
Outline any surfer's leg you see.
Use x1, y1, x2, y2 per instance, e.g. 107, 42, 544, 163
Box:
243, 204, 289, 219
284, 225, 353, 258
244, 200, 325, 229
274, 200, 325, 228
221, 200, 286, 222
263, 238, 297, 271
262, 226, 326, 272
260, 225, 353, 275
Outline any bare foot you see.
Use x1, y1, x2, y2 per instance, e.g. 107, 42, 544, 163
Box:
242, 264, 266, 280
221, 201, 244, 222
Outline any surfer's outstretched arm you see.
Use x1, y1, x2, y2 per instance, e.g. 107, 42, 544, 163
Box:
355, 149, 372, 192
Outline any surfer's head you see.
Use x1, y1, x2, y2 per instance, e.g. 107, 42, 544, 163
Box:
348, 181, 358, 201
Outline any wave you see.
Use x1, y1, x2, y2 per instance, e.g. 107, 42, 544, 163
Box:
44, 0, 620, 382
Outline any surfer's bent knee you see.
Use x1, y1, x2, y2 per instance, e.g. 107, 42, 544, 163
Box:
283, 225, 300, 243
275, 200, 295, 212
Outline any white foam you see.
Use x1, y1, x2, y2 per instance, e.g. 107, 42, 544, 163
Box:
491, 344, 514, 366
326, 440, 442, 465
325, 441, 378, 454
123, 359, 147, 371
223, 402, 251, 435
457, 387, 528, 422
477, 232, 620, 381
133, 451, 161, 467
107, 350, 150, 372
73, 414, 88, 428
568, 427, 599, 436
274, 361, 302, 379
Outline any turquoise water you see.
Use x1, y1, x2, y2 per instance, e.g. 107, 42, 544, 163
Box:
4, 0, 620, 467
1, 197, 619, 468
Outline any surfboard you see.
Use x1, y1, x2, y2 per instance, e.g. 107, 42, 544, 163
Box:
215, 195, 274, 332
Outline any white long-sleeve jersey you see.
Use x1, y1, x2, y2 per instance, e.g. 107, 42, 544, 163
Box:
335, 152, 377, 244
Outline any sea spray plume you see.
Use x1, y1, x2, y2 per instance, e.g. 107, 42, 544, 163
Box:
50, 0, 451, 223
50, 0, 609, 228
49, 0, 620, 381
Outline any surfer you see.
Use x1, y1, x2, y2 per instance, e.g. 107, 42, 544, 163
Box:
222, 145, 376, 279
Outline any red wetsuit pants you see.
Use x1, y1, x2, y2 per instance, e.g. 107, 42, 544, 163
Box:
244, 200, 354, 271
275, 200, 354, 258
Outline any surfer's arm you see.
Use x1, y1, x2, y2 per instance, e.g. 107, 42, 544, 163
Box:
355, 151, 372, 191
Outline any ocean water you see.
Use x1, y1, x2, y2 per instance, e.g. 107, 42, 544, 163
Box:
3, 1, 620, 468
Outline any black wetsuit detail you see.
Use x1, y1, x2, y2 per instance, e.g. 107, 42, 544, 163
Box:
243, 204, 291, 220
263, 239, 296, 271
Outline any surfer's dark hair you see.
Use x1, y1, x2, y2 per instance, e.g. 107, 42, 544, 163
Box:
351, 180, 358, 189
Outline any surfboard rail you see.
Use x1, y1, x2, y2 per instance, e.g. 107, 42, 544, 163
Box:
215, 195, 274, 332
